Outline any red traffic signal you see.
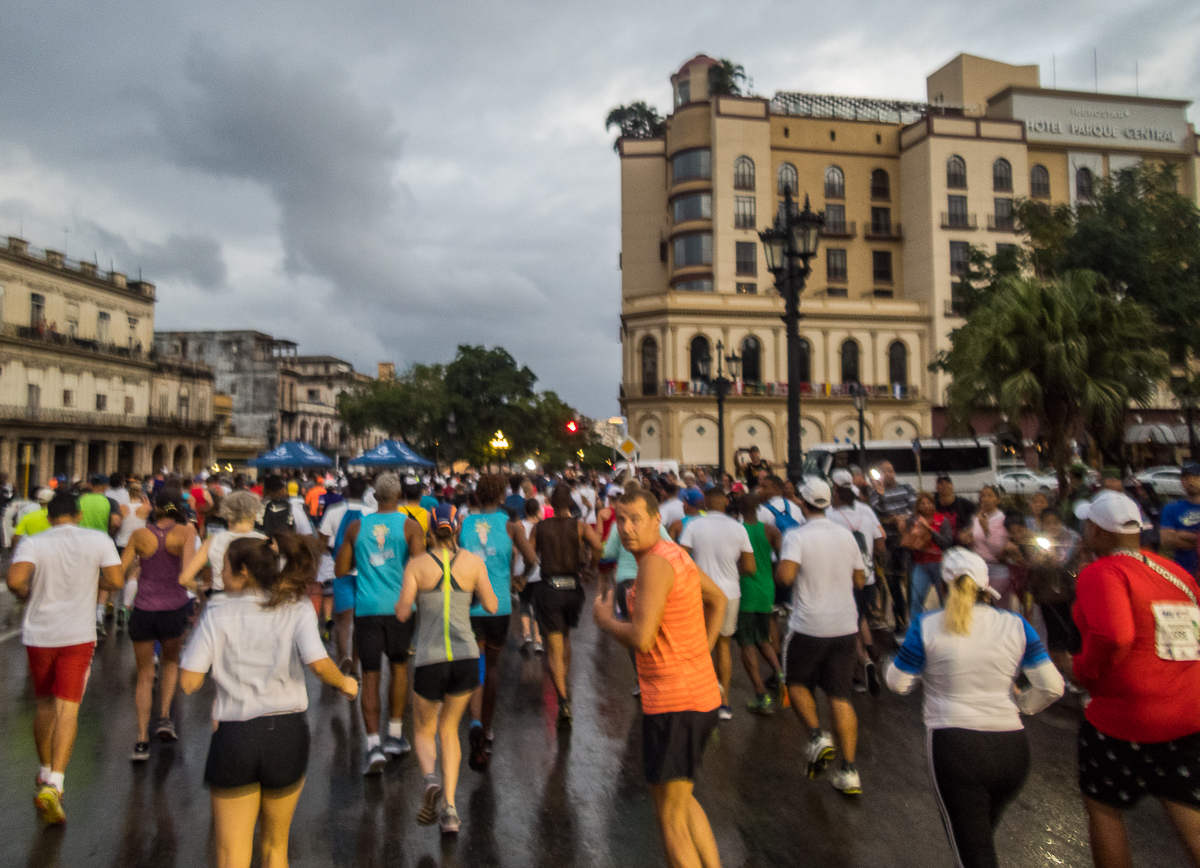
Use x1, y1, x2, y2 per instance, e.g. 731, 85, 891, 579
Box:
565, 420, 579, 434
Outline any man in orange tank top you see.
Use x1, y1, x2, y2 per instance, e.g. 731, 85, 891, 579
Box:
593, 489, 726, 868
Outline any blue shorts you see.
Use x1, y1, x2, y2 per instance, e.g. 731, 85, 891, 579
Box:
333, 575, 356, 615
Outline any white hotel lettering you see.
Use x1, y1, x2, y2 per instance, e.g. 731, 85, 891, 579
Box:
1026, 117, 1176, 143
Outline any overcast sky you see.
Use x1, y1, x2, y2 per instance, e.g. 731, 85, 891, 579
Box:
1, 1, 1197, 418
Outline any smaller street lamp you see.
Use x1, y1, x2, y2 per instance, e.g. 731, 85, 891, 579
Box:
489, 429, 509, 472
852, 383, 868, 473
705, 339, 742, 477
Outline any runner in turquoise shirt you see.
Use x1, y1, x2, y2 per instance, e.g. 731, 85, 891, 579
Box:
459, 474, 537, 772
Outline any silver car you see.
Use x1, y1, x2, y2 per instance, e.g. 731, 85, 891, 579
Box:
997, 469, 1058, 496
1135, 465, 1185, 498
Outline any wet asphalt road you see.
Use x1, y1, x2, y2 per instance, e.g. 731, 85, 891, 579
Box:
0, 579, 1191, 868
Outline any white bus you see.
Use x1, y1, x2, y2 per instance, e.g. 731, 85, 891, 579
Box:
801, 437, 999, 495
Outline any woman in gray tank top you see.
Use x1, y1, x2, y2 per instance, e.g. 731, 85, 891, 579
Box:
397, 503, 498, 836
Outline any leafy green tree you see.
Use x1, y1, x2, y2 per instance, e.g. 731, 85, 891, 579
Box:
948, 244, 1022, 318
935, 272, 1167, 490
707, 59, 746, 96
604, 102, 665, 152
443, 345, 538, 466
336, 363, 447, 458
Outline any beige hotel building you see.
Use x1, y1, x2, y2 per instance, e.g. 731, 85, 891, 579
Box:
618, 53, 1199, 468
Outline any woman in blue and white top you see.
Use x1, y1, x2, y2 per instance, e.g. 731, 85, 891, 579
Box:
885, 547, 1064, 868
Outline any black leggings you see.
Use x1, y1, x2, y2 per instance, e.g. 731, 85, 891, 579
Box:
929, 727, 1030, 868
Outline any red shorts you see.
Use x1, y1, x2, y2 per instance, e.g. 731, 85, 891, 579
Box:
26, 642, 95, 704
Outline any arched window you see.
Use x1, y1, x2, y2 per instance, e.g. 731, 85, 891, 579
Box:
777, 162, 798, 195
734, 156, 755, 190
870, 169, 890, 200
824, 165, 845, 199
1030, 164, 1050, 198
798, 338, 811, 385
690, 335, 711, 382
840, 340, 860, 384
992, 158, 1012, 192
947, 155, 967, 189
299, 420, 308, 442
741, 336, 762, 383
888, 341, 908, 389
641, 336, 659, 396
1076, 167, 1094, 201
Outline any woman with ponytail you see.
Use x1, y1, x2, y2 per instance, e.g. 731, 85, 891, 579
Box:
396, 503, 497, 835
179, 532, 357, 868
120, 491, 197, 759
885, 547, 1064, 868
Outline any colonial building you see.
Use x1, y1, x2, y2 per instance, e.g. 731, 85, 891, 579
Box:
0, 236, 214, 491
153, 331, 385, 465
617, 53, 1199, 468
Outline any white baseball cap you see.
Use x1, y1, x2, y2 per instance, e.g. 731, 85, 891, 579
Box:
941, 547, 1001, 598
831, 469, 854, 486
1074, 492, 1147, 534
36, 487, 55, 503
799, 478, 831, 509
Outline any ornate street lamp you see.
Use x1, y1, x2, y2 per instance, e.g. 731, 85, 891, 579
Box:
703, 340, 742, 477
760, 188, 823, 483
852, 382, 868, 473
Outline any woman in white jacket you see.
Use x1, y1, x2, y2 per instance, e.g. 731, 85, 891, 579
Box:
886, 547, 1064, 868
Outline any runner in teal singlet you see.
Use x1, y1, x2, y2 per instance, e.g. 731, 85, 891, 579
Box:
459, 474, 537, 771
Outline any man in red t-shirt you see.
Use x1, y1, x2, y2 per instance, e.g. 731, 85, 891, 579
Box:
594, 489, 726, 868
1073, 492, 1200, 868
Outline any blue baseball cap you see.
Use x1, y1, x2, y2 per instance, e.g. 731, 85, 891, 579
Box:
433, 502, 456, 531
681, 488, 705, 509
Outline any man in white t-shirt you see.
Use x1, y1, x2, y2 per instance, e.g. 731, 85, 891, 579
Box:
658, 481, 685, 533
318, 476, 375, 670
756, 475, 804, 532
7, 491, 124, 824
680, 488, 755, 721
777, 478, 866, 796
827, 471, 886, 696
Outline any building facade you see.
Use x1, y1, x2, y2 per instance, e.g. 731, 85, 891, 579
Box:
0, 236, 214, 491
618, 53, 1200, 468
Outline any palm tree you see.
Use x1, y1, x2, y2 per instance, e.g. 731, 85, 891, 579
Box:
707, 60, 746, 96
604, 102, 665, 152
936, 271, 1167, 491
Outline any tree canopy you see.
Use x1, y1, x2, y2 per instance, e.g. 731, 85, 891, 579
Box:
338, 345, 607, 469
707, 59, 746, 96
935, 272, 1167, 487
604, 102, 665, 152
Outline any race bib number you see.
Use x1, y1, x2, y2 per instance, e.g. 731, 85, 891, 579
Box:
1152, 602, 1200, 661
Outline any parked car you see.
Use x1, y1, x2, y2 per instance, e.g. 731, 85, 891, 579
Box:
1135, 465, 1185, 498
997, 469, 1058, 496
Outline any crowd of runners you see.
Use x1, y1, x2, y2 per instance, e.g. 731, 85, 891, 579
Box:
3, 454, 1200, 868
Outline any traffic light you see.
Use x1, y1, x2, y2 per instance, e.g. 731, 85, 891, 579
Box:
565, 420, 579, 434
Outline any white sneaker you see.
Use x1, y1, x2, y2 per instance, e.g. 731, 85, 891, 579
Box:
830, 765, 862, 795
805, 730, 835, 777
363, 745, 387, 776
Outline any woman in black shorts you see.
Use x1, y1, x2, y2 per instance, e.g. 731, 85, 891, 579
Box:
397, 504, 498, 835
120, 493, 197, 759
180, 534, 357, 868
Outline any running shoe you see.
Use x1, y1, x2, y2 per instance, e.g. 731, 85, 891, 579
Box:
416, 774, 441, 825
830, 764, 862, 795
321, 620, 332, 642
718, 704, 733, 721
383, 735, 411, 757
521, 633, 533, 650
131, 742, 150, 762
95, 616, 106, 637
747, 694, 774, 715
363, 745, 387, 776
34, 784, 65, 825
805, 730, 836, 778
532, 641, 544, 654
865, 661, 881, 697
154, 717, 177, 743
468, 724, 489, 770
115, 607, 127, 632
853, 680, 868, 694
439, 803, 461, 835
338, 657, 355, 677
556, 699, 573, 729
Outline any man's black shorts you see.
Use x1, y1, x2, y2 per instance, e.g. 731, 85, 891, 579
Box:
1079, 719, 1200, 809
470, 614, 511, 650
642, 708, 719, 785
414, 660, 480, 701
1041, 602, 1082, 654
354, 614, 415, 672
783, 631, 857, 699
534, 582, 584, 635
205, 712, 309, 791
128, 604, 191, 643
734, 611, 772, 647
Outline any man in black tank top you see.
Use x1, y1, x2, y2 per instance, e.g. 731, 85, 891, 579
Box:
529, 484, 602, 727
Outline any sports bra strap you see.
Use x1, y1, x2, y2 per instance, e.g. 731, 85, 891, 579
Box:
427, 551, 463, 591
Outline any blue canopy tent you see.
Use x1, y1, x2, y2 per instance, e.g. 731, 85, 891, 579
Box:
247, 441, 334, 469
347, 440, 435, 469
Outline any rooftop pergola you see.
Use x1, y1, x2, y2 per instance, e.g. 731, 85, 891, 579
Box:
769, 92, 965, 124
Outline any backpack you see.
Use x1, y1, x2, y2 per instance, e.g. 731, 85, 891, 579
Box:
260, 498, 295, 536
765, 500, 801, 533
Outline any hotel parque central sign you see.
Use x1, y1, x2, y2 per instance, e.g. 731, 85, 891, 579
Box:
1002, 92, 1190, 152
